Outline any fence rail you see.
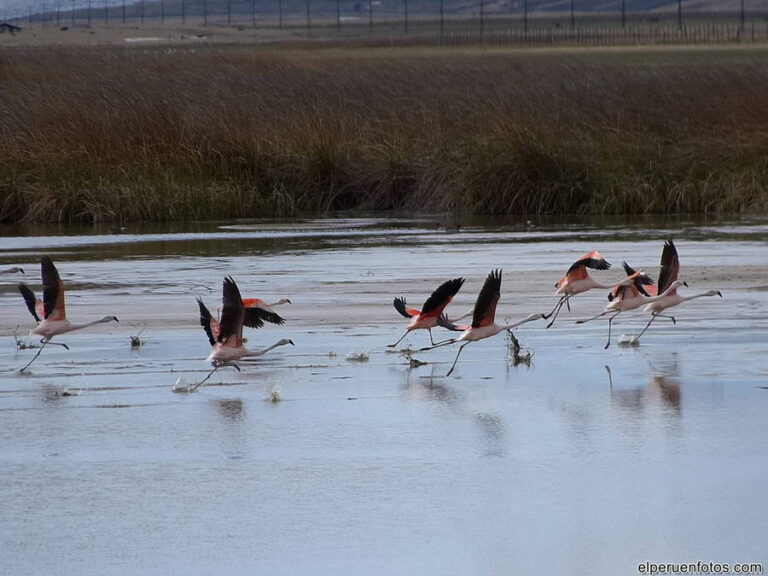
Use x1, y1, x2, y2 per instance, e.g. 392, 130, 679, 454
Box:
4, 0, 768, 48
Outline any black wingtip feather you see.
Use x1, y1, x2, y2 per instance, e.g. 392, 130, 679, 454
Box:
40, 256, 62, 320
621, 261, 654, 297
471, 269, 502, 328
393, 297, 411, 319
197, 297, 216, 346
218, 277, 244, 342
436, 313, 461, 332
243, 309, 266, 329
18, 283, 40, 322
421, 277, 465, 315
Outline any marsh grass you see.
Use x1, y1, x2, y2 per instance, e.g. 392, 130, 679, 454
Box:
1, 46, 767, 223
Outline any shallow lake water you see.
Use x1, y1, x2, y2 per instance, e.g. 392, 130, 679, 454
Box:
1, 216, 767, 575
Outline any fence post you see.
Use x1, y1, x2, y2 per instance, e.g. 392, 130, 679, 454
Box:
523, 0, 527, 32
677, 0, 682, 32
570, 0, 575, 29
480, 0, 484, 39
404, 0, 408, 33
621, 0, 625, 28
440, 0, 444, 45
740, 0, 745, 32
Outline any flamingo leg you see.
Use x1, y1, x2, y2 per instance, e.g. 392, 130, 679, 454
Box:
18, 341, 48, 373
43, 340, 70, 350
543, 296, 564, 320
418, 339, 457, 352
546, 296, 567, 328
190, 362, 241, 392
428, 327, 458, 347
446, 342, 470, 377
604, 310, 621, 349
565, 294, 572, 312
636, 312, 677, 341
635, 315, 657, 340
576, 310, 610, 324
387, 331, 409, 348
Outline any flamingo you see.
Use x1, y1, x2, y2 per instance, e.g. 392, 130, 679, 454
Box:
421, 269, 544, 377
16, 256, 118, 372
388, 277, 470, 348
635, 240, 722, 340
195, 277, 293, 389
546, 251, 644, 328
2, 266, 24, 275
576, 262, 684, 349
242, 297, 291, 327
546, 251, 623, 328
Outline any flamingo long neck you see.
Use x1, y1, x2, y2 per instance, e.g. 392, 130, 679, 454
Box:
595, 278, 631, 290
447, 309, 473, 323
243, 340, 287, 358
61, 317, 114, 334
679, 291, 718, 304
501, 314, 542, 331
645, 283, 681, 303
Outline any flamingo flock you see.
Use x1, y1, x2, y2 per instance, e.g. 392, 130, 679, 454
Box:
8, 239, 722, 379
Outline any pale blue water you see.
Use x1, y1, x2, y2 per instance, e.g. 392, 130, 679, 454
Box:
0, 217, 766, 575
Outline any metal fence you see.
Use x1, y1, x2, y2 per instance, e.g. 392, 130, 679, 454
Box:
4, 0, 768, 46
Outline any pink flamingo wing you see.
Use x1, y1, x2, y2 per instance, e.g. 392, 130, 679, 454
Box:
657, 240, 680, 293
472, 269, 502, 328
41, 256, 66, 321
420, 277, 465, 318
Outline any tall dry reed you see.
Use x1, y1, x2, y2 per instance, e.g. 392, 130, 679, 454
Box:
0, 46, 767, 222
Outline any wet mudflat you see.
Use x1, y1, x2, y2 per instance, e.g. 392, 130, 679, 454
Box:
1, 217, 767, 575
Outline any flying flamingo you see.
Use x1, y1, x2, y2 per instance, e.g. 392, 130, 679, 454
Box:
17, 256, 118, 372
195, 277, 293, 389
546, 251, 637, 328
389, 277, 470, 348
421, 269, 544, 376
2, 266, 24, 275
242, 297, 291, 327
576, 262, 685, 349
635, 240, 722, 341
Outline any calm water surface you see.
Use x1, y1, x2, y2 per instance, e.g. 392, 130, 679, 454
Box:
0, 216, 766, 575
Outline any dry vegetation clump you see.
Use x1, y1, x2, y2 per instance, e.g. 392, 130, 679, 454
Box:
0, 46, 767, 223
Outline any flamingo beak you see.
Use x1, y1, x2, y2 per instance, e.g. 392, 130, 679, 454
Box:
288, 339, 295, 346
683, 281, 689, 288
717, 291, 723, 297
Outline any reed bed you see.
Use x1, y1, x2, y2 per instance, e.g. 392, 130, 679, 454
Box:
0, 46, 767, 222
